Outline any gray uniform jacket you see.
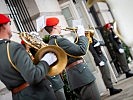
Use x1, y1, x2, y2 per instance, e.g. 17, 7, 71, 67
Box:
0, 39, 56, 100
47, 75, 64, 91
108, 31, 130, 72
49, 35, 95, 90
89, 39, 113, 88
89, 39, 107, 66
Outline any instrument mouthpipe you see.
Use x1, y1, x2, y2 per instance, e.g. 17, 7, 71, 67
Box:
62, 27, 77, 31
62, 27, 94, 33
11, 31, 20, 34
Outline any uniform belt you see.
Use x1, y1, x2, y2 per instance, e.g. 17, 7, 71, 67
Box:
66, 59, 84, 70
12, 83, 29, 94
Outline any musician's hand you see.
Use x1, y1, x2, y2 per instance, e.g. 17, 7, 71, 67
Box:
119, 48, 124, 53
41, 52, 57, 66
77, 25, 85, 36
30, 31, 39, 35
99, 61, 105, 66
94, 42, 100, 47
114, 35, 118, 38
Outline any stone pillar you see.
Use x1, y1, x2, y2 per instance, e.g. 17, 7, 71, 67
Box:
24, 0, 68, 36
0, 0, 10, 14
107, 0, 133, 47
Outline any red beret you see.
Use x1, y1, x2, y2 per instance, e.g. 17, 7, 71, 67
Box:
0, 14, 10, 24
104, 23, 111, 29
46, 17, 59, 26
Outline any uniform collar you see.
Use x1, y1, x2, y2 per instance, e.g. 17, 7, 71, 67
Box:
50, 34, 62, 38
0, 39, 10, 44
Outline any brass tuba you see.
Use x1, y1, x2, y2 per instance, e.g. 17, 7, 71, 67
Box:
19, 32, 67, 76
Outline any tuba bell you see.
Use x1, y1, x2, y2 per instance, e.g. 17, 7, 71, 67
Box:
19, 32, 67, 76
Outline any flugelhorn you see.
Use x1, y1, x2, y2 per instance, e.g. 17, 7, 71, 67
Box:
62, 27, 94, 37
19, 32, 67, 76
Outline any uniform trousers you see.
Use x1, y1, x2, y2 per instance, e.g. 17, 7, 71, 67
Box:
116, 52, 130, 73
74, 81, 101, 100
55, 88, 66, 100
98, 62, 113, 89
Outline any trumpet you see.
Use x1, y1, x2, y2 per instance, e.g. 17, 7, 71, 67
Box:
62, 27, 94, 38
62, 27, 95, 45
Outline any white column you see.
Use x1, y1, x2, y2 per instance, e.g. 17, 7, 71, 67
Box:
31, 0, 68, 36
34, 0, 61, 14
0, 0, 10, 14
107, 0, 133, 47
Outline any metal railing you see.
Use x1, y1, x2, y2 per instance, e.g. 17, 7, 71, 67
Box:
5, 0, 36, 32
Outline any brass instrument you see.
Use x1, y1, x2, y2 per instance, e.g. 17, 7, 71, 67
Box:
62, 27, 94, 36
19, 32, 67, 76
62, 27, 94, 43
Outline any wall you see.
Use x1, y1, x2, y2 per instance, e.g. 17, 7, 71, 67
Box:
0, 0, 10, 14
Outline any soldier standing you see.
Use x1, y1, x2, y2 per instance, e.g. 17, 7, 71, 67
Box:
104, 23, 133, 78
44, 17, 101, 100
89, 37, 122, 95
0, 14, 57, 100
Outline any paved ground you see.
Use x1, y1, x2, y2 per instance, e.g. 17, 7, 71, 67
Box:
101, 62, 133, 100
101, 76, 133, 100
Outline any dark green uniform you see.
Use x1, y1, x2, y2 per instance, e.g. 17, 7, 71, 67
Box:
47, 75, 66, 100
49, 35, 101, 100
0, 39, 56, 100
89, 38, 113, 88
89, 38, 123, 95
108, 31, 130, 73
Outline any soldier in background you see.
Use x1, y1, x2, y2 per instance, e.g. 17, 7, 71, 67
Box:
104, 23, 133, 78
89, 36, 122, 96
44, 17, 101, 100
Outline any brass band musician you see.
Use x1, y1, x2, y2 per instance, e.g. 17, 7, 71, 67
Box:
89, 36, 122, 96
44, 17, 101, 100
0, 13, 57, 100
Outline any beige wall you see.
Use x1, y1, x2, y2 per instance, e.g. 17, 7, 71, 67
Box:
0, 0, 10, 14
24, 0, 40, 19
